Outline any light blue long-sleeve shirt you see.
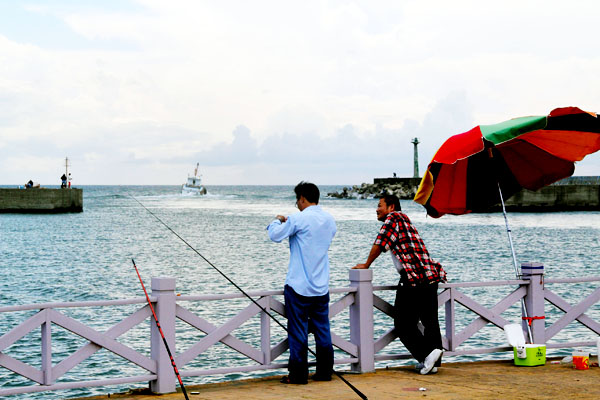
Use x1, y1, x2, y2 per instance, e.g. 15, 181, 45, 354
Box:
266, 205, 336, 297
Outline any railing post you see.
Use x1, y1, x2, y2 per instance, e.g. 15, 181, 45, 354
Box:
150, 277, 177, 394
521, 262, 545, 344
349, 269, 374, 372
444, 288, 455, 351
261, 295, 271, 365
41, 309, 52, 385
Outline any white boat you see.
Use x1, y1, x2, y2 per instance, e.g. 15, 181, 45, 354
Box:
181, 163, 207, 195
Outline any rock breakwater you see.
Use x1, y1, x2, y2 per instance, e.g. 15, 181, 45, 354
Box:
328, 177, 421, 200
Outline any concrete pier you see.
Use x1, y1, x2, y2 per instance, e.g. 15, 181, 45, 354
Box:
79, 358, 600, 400
328, 176, 600, 211
498, 183, 600, 212
0, 188, 83, 213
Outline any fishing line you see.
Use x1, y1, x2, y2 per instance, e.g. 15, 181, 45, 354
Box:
130, 195, 368, 400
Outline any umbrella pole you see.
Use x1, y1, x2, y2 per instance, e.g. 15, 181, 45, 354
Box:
497, 183, 534, 343
497, 183, 520, 277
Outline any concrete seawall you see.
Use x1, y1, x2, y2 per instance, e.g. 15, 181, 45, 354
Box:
491, 183, 600, 212
0, 188, 83, 213
329, 176, 600, 211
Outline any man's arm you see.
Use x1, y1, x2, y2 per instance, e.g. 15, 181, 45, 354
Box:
352, 244, 383, 269
266, 215, 296, 243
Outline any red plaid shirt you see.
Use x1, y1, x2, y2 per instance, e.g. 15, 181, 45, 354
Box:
374, 211, 446, 286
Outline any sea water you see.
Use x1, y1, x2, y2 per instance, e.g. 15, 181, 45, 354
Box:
1, 185, 599, 399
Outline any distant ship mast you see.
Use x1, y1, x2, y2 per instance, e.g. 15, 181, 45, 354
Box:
194, 162, 199, 177
65, 157, 70, 178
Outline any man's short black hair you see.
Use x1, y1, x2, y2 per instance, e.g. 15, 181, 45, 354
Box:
295, 181, 320, 204
381, 194, 401, 211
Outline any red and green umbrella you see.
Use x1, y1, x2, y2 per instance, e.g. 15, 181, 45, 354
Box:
414, 106, 600, 343
414, 107, 600, 218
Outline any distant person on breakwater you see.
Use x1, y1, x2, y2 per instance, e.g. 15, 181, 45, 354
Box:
353, 194, 446, 375
266, 181, 337, 384
68, 173, 72, 188
61, 174, 67, 188
25, 180, 33, 189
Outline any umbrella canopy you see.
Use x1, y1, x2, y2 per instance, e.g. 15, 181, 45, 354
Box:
414, 107, 600, 218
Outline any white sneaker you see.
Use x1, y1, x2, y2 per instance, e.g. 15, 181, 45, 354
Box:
415, 363, 438, 374
420, 349, 443, 375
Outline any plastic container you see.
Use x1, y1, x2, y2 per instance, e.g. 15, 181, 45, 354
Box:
513, 345, 546, 366
573, 350, 589, 370
504, 324, 546, 367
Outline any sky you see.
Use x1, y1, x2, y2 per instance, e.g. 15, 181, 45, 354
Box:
1, 0, 600, 185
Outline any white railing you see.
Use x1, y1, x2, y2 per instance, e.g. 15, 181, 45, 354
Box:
0, 263, 599, 397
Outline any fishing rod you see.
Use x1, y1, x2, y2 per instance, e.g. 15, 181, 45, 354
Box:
132, 259, 189, 400
130, 195, 368, 400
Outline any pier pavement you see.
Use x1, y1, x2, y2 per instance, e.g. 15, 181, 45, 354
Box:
82, 357, 599, 400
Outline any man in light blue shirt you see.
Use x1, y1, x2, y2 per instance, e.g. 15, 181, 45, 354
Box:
267, 181, 336, 384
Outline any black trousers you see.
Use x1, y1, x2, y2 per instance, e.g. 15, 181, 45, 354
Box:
393, 271, 443, 365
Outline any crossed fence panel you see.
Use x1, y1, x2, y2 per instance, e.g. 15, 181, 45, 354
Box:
371, 282, 527, 361
0, 287, 360, 396
2, 271, 600, 397
543, 277, 600, 348
372, 275, 600, 359
175, 289, 359, 376
0, 299, 156, 396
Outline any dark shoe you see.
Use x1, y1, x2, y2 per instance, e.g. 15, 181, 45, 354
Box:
312, 374, 332, 381
280, 375, 308, 385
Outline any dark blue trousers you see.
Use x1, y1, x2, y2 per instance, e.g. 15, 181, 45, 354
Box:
284, 285, 333, 383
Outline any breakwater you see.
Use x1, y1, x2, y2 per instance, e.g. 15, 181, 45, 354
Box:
329, 176, 600, 211
328, 178, 421, 200
496, 183, 600, 212
0, 188, 83, 213
496, 176, 600, 212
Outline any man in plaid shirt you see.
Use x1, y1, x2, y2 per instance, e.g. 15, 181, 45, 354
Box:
354, 194, 446, 375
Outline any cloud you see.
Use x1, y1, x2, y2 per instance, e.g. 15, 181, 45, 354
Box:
175, 92, 476, 183
191, 125, 259, 166
0, 1, 599, 184
6, 86, 598, 186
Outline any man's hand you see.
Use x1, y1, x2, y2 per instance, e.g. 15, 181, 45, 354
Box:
352, 245, 382, 270
275, 215, 287, 223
